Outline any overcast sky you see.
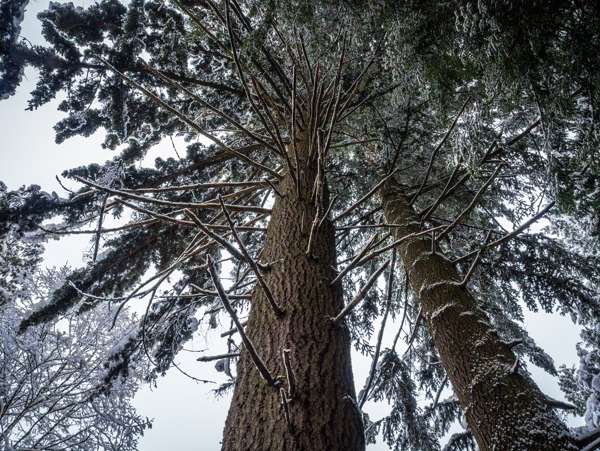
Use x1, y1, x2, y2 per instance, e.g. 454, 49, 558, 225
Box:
0, 1, 585, 450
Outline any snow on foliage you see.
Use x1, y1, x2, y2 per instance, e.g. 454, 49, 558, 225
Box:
0, 265, 151, 450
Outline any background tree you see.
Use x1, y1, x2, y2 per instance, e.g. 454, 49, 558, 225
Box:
2, 0, 600, 450
0, 235, 151, 450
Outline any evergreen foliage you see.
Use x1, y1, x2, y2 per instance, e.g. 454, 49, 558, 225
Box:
2, 0, 600, 449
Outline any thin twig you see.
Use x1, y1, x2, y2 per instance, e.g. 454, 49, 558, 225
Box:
430, 374, 448, 412
461, 230, 493, 287
143, 61, 281, 155
190, 283, 251, 300
75, 175, 272, 214
123, 179, 275, 194
356, 226, 445, 268
402, 308, 423, 356
96, 56, 281, 179
359, 250, 395, 408
184, 209, 246, 263
92, 193, 108, 262
420, 156, 464, 221
391, 269, 410, 353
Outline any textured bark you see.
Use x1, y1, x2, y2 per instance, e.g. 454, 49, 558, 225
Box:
381, 178, 576, 451
221, 133, 365, 451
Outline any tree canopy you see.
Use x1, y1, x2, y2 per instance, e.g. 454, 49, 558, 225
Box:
1, 0, 600, 449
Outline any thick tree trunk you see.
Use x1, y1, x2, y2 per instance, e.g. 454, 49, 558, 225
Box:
221, 133, 365, 451
381, 177, 576, 451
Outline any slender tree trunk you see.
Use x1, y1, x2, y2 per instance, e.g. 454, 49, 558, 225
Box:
221, 132, 365, 451
380, 177, 576, 450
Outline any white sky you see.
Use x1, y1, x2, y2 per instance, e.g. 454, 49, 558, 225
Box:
0, 1, 585, 450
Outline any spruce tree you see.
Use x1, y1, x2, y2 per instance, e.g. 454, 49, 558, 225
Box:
2, 1, 600, 450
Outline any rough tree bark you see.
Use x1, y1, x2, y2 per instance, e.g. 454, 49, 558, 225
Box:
221, 131, 365, 451
381, 177, 576, 451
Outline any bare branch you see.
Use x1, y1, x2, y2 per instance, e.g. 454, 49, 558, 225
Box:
359, 250, 395, 408
206, 255, 277, 386
190, 283, 251, 300
420, 156, 464, 221
410, 96, 471, 204
504, 118, 541, 147
333, 169, 397, 223
332, 233, 379, 285
331, 258, 391, 326
142, 61, 281, 155
122, 180, 275, 194
75, 176, 273, 215
544, 396, 576, 411
403, 308, 423, 356
220, 321, 248, 337
461, 230, 493, 287
438, 163, 505, 240
97, 56, 281, 179
430, 374, 448, 413
218, 196, 285, 316
197, 353, 240, 362
455, 201, 556, 263
356, 225, 445, 268
92, 194, 109, 262
184, 209, 247, 263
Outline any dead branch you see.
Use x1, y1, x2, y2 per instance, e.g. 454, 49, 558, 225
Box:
358, 250, 395, 408
455, 201, 556, 263
356, 225, 445, 268
410, 96, 472, 204
206, 255, 277, 386
197, 353, 240, 362
333, 169, 398, 223
220, 321, 248, 337
332, 233, 379, 285
420, 156, 464, 221
461, 230, 493, 287
96, 57, 281, 179
218, 196, 285, 316
331, 258, 391, 326
438, 163, 505, 240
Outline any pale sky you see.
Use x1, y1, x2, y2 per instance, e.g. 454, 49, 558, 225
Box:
0, 1, 584, 450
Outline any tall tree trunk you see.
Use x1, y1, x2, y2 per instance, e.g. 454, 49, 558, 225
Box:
222, 132, 365, 451
380, 177, 576, 450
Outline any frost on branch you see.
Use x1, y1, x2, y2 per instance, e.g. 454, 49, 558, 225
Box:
560, 329, 600, 433
0, 265, 151, 450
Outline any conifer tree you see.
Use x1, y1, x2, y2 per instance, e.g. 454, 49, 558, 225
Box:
2, 1, 600, 450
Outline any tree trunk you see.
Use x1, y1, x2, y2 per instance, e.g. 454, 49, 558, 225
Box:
380, 177, 576, 450
221, 132, 365, 451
